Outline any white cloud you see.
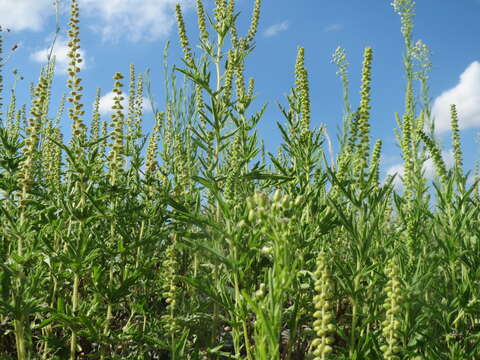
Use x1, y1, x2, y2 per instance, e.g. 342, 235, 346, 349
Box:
324, 23, 343, 32
264, 21, 289, 38
99, 91, 152, 116
79, 0, 193, 42
423, 149, 454, 179
30, 36, 86, 74
381, 154, 402, 166
0, 0, 53, 32
386, 163, 405, 188
0, 0, 194, 42
386, 149, 455, 188
431, 61, 480, 133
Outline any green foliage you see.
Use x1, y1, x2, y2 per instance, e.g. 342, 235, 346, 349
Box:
0, 0, 479, 359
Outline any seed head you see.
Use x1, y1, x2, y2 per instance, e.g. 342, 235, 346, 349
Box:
175, 4, 194, 68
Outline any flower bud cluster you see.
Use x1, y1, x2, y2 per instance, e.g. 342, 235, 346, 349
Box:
354, 47, 373, 180
175, 4, 194, 68
235, 54, 246, 107
417, 130, 447, 186
223, 50, 235, 101
145, 112, 162, 176
108, 72, 125, 185
42, 122, 58, 186
311, 251, 335, 359
380, 258, 403, 360
224, 133, 243, 203
370, 139, 382, 187
246, 190, 295, 225
246, 78, 255, 103
254, 283, 266, 298
228, 0, 238, 46
391, 0, 415, 39
67, 0, 86, 143
450, 104, 463, 171
196, 0, 209, 45
133, 74, 144, 141
51, 128, 63, 187
246, 190, 306, 226
246, 0, 261, 45
162, 241, 180, 335
295, 47, 311, 139
173, 132, 190, 198
213, 0, 234, 36
195, 84, 205, 127
126, 64, 136, 146
90, 88, 101, 142
18, 76, 49, 206
100, 119, 108, 160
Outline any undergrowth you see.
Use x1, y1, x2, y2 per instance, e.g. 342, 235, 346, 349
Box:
0, 0, 479, 359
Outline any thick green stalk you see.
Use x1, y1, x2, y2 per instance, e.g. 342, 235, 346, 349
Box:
69, 272, 80, 360
349, 259, 361, 357
242, 321, 253, 360
103, 219, 117, 348
14, 317, 27, 360
13, 212, 29, 360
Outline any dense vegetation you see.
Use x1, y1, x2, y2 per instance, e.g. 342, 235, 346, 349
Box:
0, 0, 479, 359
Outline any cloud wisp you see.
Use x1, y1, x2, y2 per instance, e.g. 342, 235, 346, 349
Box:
0, 0, 54, 32
323, 23, 344, 32
385, 149, 455, 188
264, 21, 289, 38
99, 91, 152, 116
30, 36, 87, 75
79, 0, 194, 42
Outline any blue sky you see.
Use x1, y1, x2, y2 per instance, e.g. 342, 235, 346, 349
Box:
1, 0, 479, 184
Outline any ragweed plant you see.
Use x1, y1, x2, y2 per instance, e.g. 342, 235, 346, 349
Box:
0, 0, 480, 359
9, 71, 49, 360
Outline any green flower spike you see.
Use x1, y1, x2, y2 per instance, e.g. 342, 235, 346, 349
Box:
311, 251, 335, 360
370, 139, 382, 187
417, 130, 448, 186
175, 4, 194, 68
450, 104, 463, 171
108, 72, 125, 186
381, 258, 403, 360
354, 47, 373, 180
295, 46, 311, 139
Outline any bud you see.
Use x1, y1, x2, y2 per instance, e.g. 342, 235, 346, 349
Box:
248, 209, 256, 222
273, 189, 282, 202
